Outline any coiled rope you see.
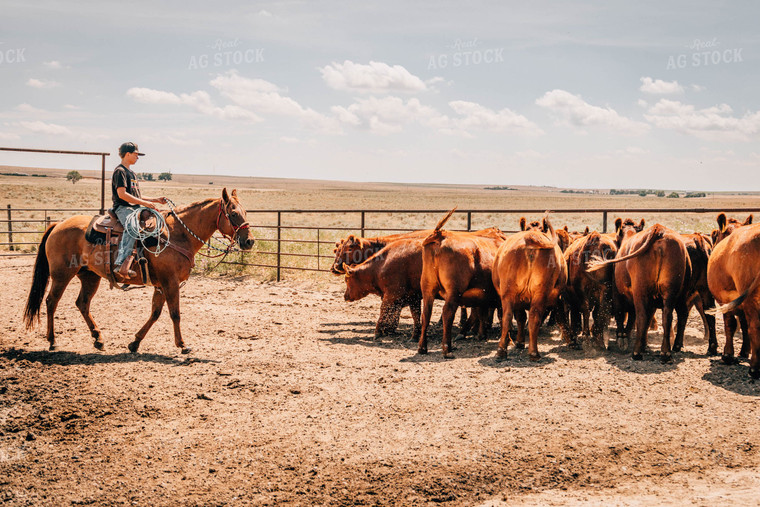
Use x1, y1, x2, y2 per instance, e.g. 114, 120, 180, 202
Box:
123, 207, 170, 255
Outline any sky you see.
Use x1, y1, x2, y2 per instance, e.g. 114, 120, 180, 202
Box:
0, 0, 758, 190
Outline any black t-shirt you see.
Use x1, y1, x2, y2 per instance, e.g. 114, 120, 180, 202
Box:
111, 164, 142, 208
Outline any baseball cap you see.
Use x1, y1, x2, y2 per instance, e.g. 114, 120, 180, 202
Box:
119, 142, 145, 157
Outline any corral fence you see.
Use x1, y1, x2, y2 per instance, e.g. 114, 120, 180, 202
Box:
2, 206, 759, 281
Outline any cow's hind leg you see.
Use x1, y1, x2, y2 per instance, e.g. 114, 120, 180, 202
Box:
129, 288, 166, 353
514, 309, 527, 349
671, 300, 689, 354
660, 302, 676, 363
632, 300, 652, 361
75, 270, 104, 350
527, 301, 545, 361
739, 311, 750, 359
496, 299, 514, 360
417, 293, 435, 355
441, 299, 458, 359
722, 312, 739, 365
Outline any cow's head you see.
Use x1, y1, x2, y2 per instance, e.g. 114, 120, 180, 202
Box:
615, 218, 645, 247
331, 235, 368, 274
713, 213, 753, 245
342, 263, 371, 302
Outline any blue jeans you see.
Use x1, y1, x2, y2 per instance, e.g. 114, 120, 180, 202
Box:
114, 206, 138, 266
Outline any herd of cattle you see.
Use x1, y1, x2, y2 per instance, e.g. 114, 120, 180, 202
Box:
331, 210, 760, 379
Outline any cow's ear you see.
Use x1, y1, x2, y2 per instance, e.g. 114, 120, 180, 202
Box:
637, 219, 645, 231
717, 213, 727, 232
711, 229, 719, 245
519, 217, 526, 231
615, 218, 622, 232
563, 225, 569, 232
584, 226, 590, 235
744, 214, 753, 225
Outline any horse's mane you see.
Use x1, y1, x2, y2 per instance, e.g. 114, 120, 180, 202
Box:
170, 197, 218, 217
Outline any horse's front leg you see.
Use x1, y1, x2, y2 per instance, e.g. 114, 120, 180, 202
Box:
163, 281, 190, 354
128, 288, 166, 353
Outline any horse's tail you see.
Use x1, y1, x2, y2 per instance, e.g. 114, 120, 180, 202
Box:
24, 224, 55, 329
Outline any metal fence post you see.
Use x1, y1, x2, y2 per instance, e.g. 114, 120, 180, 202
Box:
360, 211, 365, 237
6, 205, 13, 251
602, 211, 608, 233
317, 228, 320, 271
467, 211, 472, 232
276, 211, 282, 282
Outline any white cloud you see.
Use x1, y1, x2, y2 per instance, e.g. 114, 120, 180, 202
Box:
19, 121, 73, 136
691, 84, 706, 92
257, 9, 272, 17
320, 60, 430, 94
332, 96, 440, 134
27, 78, 60, 89
442, 101, 544, 136
15, 103, 46, 113
644, 99, 760, 141
536, 89, 650, 135
210, 71, 335, 131
43, 61, 67, 70
0, 132, 21, 140
639, 77, 684, 95
126, 86, 262, 122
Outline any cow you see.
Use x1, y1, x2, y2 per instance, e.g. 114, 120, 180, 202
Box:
588, 220, 691, 362
558, 230, 618, 350
707, 213, 756, 370
492, 215, 567, 361
677, 233, 717, 355
418, 209, 507, 358
331, 230, 430, 275
708, 221, 760, 378
342, 238, 424, 339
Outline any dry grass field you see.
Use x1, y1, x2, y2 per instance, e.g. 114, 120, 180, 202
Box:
2, 168, 760, 505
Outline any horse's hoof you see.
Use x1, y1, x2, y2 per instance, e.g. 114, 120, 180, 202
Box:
181, 347, 192, 355
632, 353, 643, 361
750, 367, 760, 380
93, 341, 104, 351
722, 354, 736, 365
514, 342, 525, 350
529, 353, 540, 362
128, 341, 139, 354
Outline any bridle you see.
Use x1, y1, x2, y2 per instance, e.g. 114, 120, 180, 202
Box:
216, 199, 250, 243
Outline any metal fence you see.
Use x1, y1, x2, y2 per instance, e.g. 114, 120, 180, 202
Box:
4, 206, 757, 281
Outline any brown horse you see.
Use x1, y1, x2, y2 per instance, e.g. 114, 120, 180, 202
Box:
23, 188, 254, 354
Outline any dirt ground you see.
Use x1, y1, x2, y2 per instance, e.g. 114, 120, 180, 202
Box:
1, 255, 759, 506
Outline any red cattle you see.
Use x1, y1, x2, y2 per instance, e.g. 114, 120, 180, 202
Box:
492, 216, 567, 361
418, 209, 507, 358
588, 220, 691, 362
708, 221, 760, 378
342, 238, 423, 339
707, 214, 756, 370
559, 231, 617, 350
331, 230, 430, 274
677, 233, 717, 355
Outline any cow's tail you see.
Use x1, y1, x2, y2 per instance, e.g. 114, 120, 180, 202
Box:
707, 270, 760, 316
424, 207, 457, 247
587, 224, 664, 272
24, 224, 56, 329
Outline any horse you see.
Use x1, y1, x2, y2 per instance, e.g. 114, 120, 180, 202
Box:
23, 188, 255, 354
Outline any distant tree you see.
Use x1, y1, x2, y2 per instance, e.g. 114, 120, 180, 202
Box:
66, 170, 82, 184
685, 191, 706, 198
140, 172, 154, 181
158, 172, 172, 181
638, 190, 648, 197
655, 190, 665, 197
667, 192, 680, 198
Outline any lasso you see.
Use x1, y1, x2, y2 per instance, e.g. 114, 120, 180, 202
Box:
124, 207, 170, 255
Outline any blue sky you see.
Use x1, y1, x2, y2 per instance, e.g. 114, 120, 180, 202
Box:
1, 0, 758, 190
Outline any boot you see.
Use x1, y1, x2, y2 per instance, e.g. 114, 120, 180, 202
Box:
115, 255, 136, 279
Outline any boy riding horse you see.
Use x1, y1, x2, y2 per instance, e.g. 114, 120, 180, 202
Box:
112, 142, 168, 278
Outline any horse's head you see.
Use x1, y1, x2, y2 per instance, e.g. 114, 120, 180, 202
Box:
219, 188, 255, 250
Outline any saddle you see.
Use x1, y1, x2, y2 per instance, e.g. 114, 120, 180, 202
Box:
84, 209, 159, 289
